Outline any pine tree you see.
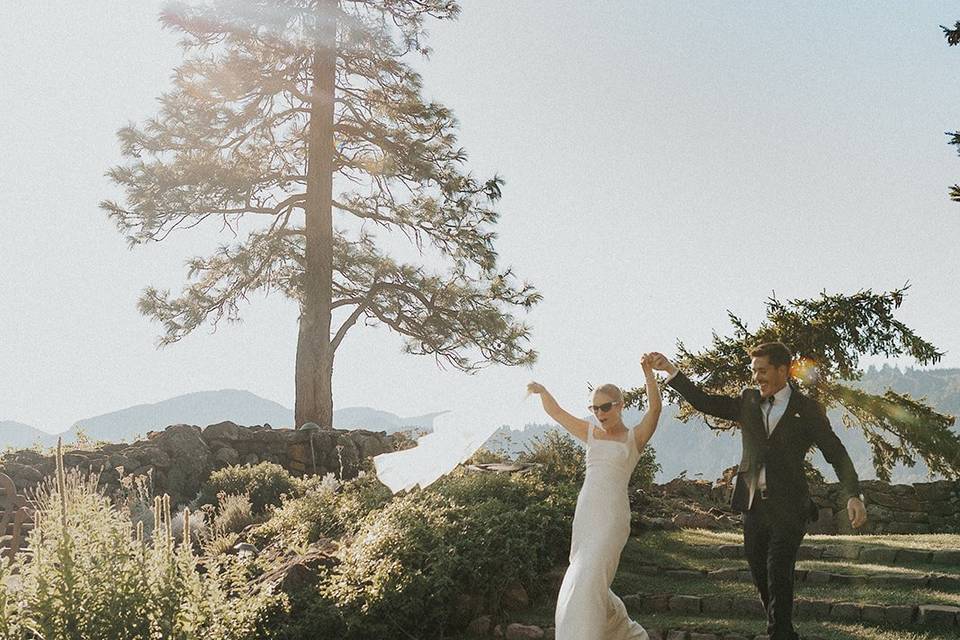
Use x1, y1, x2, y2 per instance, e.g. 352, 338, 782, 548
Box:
624, 286, 960, 481
942, 21, 960, 202
101, 1, 540, 428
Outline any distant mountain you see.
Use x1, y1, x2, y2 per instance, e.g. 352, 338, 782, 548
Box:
0, 392, 447, 449
0, 421, 57, 450
332, 407, 449, 433
62, 389, 295, 443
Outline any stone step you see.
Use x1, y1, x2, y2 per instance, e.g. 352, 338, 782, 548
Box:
631, 563, 960, 590
624, 592, 960, 628
712, 543, 960, 566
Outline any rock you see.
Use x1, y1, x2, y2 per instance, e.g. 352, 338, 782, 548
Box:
861, 604, 885, 623
505, 623, 543, 639
665, 631, 687, 640
214, 447, 239, 466
805, 571, 830, 584
918, 604, 959, 626
668, 595, 701, 613
1, 462, 43, 483
858, 546, 897, 564
795, 545, 822, 560
794, 598, 830, 619
829, 602, 861, 622
502, 581, 529, 611
882, 604, 915, 625
805, 508, 836, 534
150, 424, 210, 505
717, 544, 743, 558
895, 548, 932, 564
202, 421, 251, 442
932, 549, 960, 565
467, 615, 492, 635
701, 595, 733, 614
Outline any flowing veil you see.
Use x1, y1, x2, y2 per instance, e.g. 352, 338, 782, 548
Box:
373, 391, 531, 493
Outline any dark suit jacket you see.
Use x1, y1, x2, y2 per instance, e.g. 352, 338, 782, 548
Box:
668, 371, 861, 525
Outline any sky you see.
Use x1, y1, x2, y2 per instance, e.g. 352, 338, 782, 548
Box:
2, 1, 960, 435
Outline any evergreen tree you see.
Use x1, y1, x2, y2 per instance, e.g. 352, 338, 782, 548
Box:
101, 1, 540, 428
624, 286, 960, 482
941, 21, 960, 202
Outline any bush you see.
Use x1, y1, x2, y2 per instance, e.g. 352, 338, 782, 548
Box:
516, 429, 585, 485
253, 471, 392, 550
0, 447, 284, 640
199, 462, 302, 514
517, 428, 661, 492
305, 470, 577, 639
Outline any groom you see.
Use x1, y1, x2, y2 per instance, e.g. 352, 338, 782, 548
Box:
649, 342, 866, 640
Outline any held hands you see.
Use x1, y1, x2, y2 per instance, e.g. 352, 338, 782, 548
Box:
847, 496, 868, 528
647, 352, 679, 377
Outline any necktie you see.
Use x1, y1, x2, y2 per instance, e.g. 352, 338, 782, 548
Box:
763, 395, 775, 436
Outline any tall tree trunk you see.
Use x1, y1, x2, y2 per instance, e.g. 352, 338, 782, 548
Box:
295, 8, 337, 429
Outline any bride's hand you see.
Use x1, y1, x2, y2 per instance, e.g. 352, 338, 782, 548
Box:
641, 353, 654, 374
527, 381, 546, 395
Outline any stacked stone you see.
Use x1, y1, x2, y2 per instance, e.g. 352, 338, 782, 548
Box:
808, 479, 960, 534
0, 421, 394, 507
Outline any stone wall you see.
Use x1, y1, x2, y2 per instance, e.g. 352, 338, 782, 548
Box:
809, 478, 960, 535
636, 476, 960, 534
0, 421, 395, 507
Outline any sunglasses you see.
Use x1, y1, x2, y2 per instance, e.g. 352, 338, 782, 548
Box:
588, 401, 619, 413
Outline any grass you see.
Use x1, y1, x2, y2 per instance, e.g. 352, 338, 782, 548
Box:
675, 528, 960, 553
449, 529, 960, 640
450, 606, 960, 640
622, 530, 960, 575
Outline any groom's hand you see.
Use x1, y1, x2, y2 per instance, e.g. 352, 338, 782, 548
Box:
847, 496, 867, 528
648, 352, 679, 377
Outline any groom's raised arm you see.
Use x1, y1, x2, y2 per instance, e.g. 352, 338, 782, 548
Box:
649, 353, 740, 422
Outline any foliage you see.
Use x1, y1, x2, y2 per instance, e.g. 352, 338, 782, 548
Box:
199, 462, 303, 514
517, 428, 586, 484
0, 444, 283, 640
624, 286, 960, 482
252, 471, 392, 550
516, 428, 661, 491
308, 470, 576, 639
101, 0, 541, 426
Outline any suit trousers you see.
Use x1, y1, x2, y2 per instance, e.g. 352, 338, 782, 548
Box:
742, 496, 807, 640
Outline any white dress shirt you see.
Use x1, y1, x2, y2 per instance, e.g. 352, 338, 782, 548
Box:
750, 383, 792, 508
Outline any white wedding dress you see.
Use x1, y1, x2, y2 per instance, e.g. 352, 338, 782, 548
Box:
555, 422, 649, 640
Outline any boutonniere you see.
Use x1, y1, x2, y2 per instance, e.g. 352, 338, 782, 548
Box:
793, 413, 801, 418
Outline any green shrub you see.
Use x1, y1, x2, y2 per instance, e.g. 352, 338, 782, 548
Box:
199, 462, 302, 514
0, 447, 284, 640
304, 470, 577, 639
253, 471, 392, 550
517, 429, 586, 484
517, 428, 661, 491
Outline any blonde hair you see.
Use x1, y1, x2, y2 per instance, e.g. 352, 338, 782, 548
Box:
593, 383, 623, 403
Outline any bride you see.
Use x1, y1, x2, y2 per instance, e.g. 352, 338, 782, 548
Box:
527, 353, 662, 640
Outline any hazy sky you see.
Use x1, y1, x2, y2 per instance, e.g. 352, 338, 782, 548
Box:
2, 2, 960, 435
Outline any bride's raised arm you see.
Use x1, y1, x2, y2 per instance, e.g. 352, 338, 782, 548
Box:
527, 381, 590, 443
633, 354, 663, 450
